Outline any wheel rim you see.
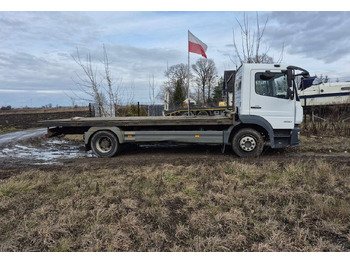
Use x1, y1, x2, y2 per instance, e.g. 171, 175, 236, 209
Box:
96, 136, 113, 153
239, 135, 257, 152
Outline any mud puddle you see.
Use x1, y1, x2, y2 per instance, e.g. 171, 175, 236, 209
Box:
0, 129, 93, 168
0, 129, 349, 170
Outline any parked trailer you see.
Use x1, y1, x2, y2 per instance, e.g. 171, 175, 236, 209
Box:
40, 64, 310, 158
164, 106, 232, 116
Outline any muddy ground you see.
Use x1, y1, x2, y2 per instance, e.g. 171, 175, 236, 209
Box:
0, 107, 349, 176
0, 127, 349, 179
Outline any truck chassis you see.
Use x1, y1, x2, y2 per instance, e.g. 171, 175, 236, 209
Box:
40, 113, 298, 158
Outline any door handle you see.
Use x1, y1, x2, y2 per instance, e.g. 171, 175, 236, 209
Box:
251, 106, 262, 109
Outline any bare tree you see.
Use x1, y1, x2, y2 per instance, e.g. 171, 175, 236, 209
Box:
102, 44, 115, 116
71, 48, 107, 116
231, 12, 282, 66
149, 73, 156, 116
71, 45, 133, 117
158, 63, 189, 108
191, 58, 217, 105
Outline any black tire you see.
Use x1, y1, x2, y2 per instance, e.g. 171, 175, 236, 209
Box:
181, 111, 194, 116
197, 111, 209, 116
91, 130, 119, 158
232, 128, 264, 158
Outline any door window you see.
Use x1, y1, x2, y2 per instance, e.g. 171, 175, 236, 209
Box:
255, 72, 289, 99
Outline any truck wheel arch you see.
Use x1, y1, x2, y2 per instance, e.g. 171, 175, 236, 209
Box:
84, 127, 124, 150
226, 116, 275, 147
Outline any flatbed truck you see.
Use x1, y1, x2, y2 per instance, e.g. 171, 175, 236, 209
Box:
40, 64, 310, 158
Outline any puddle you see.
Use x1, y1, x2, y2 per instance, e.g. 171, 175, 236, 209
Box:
0, 129, 94, 167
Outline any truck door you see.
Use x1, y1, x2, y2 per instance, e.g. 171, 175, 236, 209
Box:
249, 70, 295, 129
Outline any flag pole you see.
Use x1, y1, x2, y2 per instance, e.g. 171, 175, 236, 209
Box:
187, 30, 190, 116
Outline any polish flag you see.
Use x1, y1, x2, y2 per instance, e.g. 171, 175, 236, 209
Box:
188, 31, 207, 58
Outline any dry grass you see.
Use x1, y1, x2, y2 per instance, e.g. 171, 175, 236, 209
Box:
64, 134, 84, 142
294, 135, 350, 153
301, 105, 350, 137
302, 121, 350, 137
1, 158, 349, 251
0, 127, 21, 135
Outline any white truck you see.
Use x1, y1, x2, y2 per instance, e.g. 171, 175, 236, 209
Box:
41, 63, 310, 158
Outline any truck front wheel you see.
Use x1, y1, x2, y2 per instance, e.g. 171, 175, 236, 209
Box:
232, 128, 264, 157
91, 130, 119, 158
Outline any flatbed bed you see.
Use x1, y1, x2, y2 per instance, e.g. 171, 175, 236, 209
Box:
39, 115, 234, 128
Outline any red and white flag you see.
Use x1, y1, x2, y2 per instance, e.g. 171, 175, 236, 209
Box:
188, 31, 207, 58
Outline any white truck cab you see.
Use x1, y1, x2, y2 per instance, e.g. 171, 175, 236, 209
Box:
235, 64, 304, 129
225, 63, 309, 154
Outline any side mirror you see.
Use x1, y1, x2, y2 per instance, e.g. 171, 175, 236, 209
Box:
287, 87, 294, 100
286, 69, 293, 88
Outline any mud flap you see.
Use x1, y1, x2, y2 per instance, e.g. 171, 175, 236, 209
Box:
221, 143, 226, 153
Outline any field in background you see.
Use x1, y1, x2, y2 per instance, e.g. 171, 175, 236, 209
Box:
0, 107, 90, 134
0, 106, 89, 115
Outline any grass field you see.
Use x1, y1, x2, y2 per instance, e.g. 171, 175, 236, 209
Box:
0, 108, 349, 251
0, 153, 349, 251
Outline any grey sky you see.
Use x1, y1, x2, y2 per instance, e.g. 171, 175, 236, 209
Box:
1, 10, 350, 107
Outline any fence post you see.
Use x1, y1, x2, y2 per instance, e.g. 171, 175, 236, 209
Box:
137, 102, 140, 116
304, 97, 307, 124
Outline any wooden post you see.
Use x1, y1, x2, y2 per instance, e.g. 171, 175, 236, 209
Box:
304, 97, 307, 124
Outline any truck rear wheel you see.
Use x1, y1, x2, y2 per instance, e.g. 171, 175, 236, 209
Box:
232, 128, 264, 157
91, 130, 119, 158
197, 111, 209, 116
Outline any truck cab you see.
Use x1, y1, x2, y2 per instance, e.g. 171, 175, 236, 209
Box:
236, 64, 303, 128
229, 63, 308, 154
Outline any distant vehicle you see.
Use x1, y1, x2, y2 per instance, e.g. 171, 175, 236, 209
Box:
299, 81, 350, 107
40, 64, 309, 158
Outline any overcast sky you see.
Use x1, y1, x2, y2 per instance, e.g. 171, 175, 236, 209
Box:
1, 9, 350, 107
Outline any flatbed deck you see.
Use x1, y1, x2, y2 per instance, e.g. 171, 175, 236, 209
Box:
39, 115, 234, 127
